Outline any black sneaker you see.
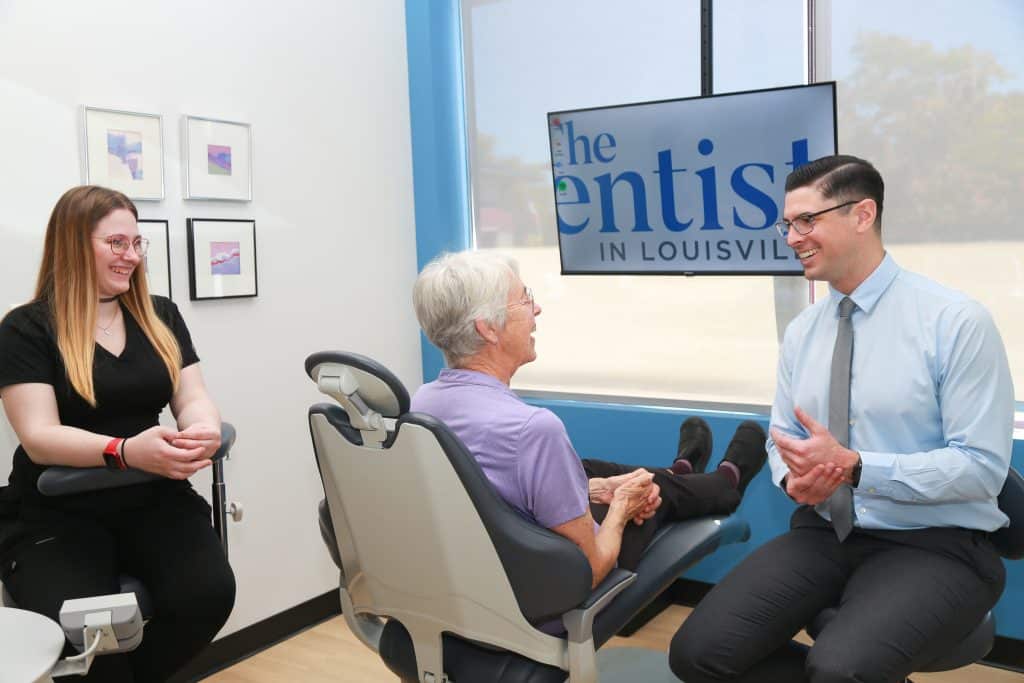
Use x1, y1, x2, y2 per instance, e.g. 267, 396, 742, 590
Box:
722, 420, 768, 494
672, 416, 713, 475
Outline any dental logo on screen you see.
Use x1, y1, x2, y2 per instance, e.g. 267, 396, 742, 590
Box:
548, 83, 837, 274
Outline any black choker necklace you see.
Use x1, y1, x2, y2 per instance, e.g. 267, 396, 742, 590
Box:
99, 296, 119, 303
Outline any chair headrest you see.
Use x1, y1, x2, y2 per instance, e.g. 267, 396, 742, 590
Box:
992, 467, 1024, 560
305, 351, 410, 418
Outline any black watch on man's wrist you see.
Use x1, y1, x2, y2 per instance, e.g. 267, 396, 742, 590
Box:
850, 456, 863, 488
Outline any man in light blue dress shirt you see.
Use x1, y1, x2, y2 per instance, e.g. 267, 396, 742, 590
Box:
671, 155, 1014, 683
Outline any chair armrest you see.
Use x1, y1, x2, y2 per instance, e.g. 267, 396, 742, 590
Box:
562, 569, 636, 644
591, 514, 751, 647
562, 570, 637, 683
38, 468, 159, 496
38, 422, 236, 496
213, 422, 236, 462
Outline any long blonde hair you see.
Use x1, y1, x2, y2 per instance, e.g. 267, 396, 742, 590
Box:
34, 186, 182, 406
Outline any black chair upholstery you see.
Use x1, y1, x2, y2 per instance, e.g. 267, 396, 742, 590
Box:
808, 465, 1024, 675
402, 411, 593, 624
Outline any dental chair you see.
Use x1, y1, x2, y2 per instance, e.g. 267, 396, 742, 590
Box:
305, 351, 752, 682
805, 466, 1024, 682
0, 422, 242, 679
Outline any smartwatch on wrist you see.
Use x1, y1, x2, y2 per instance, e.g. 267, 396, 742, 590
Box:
103, 437, 127, 471
780, 475, 797, 501
850, 456, 863, 488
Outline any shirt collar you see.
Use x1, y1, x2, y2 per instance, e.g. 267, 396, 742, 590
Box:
828, 252, 900, 316
438, 367, 514, 394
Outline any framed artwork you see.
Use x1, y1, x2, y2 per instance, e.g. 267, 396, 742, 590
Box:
137, 219, 172, 299
186, 219, 258, 300
82, 106, 165, 201
183, 115, 253, 201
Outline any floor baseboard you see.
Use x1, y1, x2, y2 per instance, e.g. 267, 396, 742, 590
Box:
168, 590, 341, 682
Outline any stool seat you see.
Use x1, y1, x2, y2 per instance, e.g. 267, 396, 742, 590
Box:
808, 607, 995, 672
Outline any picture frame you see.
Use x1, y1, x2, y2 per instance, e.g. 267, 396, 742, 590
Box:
183, 115, 253, 201
82, 106, 165, 201
186, 218, 258, 301
137, 219, 172, 300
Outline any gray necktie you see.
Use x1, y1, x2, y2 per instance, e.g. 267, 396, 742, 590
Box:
827, 297, 856, 541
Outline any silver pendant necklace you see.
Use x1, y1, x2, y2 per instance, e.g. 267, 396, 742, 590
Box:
97, 306, 119, 336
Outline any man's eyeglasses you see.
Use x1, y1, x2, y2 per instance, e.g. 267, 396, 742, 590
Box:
774, 200, 861, 238
508, 287, 535, 309
95, 235, 150, 257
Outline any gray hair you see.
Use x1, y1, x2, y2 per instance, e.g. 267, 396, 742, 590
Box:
412, 250, 519, 367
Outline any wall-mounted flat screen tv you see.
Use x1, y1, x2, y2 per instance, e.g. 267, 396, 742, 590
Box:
548, 81, 837, 275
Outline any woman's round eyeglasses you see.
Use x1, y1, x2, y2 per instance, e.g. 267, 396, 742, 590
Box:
95, 235, 150, 257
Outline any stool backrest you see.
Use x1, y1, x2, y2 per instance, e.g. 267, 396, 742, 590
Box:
992, 467, 1024, 560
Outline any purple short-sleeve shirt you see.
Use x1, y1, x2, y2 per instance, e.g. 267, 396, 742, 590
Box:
410, 368, 590, 529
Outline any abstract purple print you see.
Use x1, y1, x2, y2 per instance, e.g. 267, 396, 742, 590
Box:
210, 241, 241, 275
107, 129, 143, 180
208, 144, 232, 175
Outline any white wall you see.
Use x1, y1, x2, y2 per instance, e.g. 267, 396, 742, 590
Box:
0, 0, 423, 636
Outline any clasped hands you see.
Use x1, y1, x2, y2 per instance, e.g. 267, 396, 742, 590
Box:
126, 422, 221, 480
589, 469, 662, 526
771, 407, 859, 505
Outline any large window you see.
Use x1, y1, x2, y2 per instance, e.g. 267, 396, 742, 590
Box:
463, 0, 804, 404
462, 0, 1022, 405
821, 0, 1024, 399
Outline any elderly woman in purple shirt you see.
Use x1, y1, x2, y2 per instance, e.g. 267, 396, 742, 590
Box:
410, 250, 767, 586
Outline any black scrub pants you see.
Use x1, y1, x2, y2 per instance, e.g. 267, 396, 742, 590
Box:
1, 486, 236, 683
582, 458, 741, 570
669, 506, 1005, 683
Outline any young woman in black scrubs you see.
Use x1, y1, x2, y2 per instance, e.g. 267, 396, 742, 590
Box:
0, 186, 235, 682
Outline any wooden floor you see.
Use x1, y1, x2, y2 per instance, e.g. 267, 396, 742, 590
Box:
208, 606, 1023, 682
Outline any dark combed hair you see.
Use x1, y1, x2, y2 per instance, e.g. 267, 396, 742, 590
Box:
785, 155, 885, 229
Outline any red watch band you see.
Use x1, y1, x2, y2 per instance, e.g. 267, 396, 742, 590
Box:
103, 437, 127, 471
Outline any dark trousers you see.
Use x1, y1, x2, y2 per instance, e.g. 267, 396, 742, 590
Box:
670, 506, 1006, 683
582, 459, 741, 570
0, 486, 236, 682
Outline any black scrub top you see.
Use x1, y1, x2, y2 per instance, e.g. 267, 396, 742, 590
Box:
0, 296, 200, 526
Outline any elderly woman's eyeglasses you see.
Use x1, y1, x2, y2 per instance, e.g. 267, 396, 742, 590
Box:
508, 287, 535, 309
95, 235, 150, 257
774, 200, 861, 238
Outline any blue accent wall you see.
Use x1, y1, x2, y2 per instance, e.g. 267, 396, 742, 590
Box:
405, 0, 471, 381
404, 0, 1024, 641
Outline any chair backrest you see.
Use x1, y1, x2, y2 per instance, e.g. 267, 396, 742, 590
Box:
991, 466, 1024, 560
305, 351, 592, 670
